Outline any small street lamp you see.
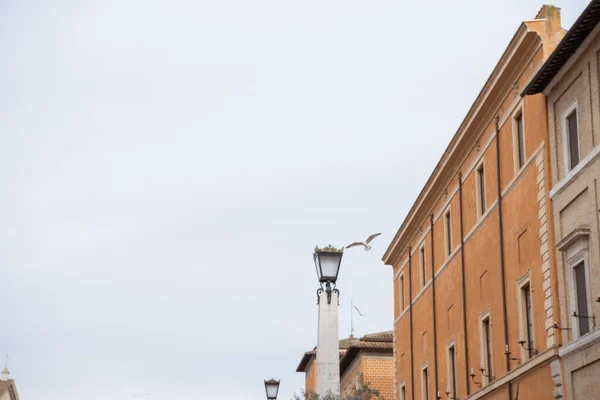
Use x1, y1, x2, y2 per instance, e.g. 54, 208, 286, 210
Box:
264, 378, 280, 400
313, 245, 344, 304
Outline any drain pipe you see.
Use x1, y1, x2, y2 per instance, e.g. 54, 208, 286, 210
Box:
458, 172, 471, 396
430, 214, 439, 398
494, 117, 511, 375
408, 246, 415, 400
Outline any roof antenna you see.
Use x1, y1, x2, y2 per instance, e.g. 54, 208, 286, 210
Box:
351, 298, 363, 338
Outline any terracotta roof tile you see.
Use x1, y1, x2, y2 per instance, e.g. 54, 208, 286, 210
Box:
360, 330, 393, 343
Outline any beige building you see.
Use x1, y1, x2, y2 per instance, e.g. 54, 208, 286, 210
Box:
523, 1, 600, 399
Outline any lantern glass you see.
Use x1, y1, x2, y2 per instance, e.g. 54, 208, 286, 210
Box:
314, 249, 343, 283
264, 379, 280, 399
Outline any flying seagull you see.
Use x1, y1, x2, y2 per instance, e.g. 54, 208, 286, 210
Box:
346, 233, 382, 251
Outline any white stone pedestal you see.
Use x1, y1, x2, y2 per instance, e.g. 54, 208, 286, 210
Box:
315, 290, 340, 396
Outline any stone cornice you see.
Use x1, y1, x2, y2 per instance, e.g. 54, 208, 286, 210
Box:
555, 226, 590, 251
559, 328, 600, 358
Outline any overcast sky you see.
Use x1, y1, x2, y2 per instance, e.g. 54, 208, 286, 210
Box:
0, 1, 588, 399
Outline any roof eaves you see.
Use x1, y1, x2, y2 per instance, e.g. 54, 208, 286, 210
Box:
296, 351, 315, 373
523, 0, 600, 95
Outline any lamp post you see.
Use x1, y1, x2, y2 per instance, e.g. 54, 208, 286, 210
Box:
313, 245, 344, 397
264, 379, 280, 400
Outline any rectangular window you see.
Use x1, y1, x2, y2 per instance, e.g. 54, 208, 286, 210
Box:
421, 367, 429, 400
567, 110, 580, 170
420, 246, 426, 288
400, 275, 405, 311
400, 385, 406, 400
516, 113, 525, 169
522, 283, 534, 358
445, 211, 452, 256
477, 163, 485, 216
448, 345, 457, 399
482, 317, 493, 383
574, 262, 590, 336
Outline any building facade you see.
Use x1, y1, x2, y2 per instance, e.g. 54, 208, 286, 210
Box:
297, 332, 394, 398
524, 1, 600, 399
297, 337, 354, 395
340, 332, 394, 399
382, 5, 565, 400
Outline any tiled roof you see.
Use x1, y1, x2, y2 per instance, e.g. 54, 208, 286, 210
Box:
339, 336, 360, 349
296, 349, 348, 373
339, 337, 393, 377
523, 0, 600, 94
360, 330, 393, 343
346, 341, 393, 350
296, 333, 389, 373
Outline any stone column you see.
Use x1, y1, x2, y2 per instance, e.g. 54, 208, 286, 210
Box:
316, 290, 340, 396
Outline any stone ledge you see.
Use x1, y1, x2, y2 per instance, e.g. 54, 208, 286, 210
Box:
549, 144, 600, 199
559, 328, 600, 358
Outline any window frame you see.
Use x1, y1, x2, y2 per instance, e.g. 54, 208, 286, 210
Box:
557, 227, 592, 339
444, 208, 452, 258
573, 261, 591, 337
420, 245, 426, 288
400, 273, 405, 312
479, 308, 493, 385
517, 270, 535, 360
400, 382, 407, 400
446, 339, 458, 400
421, 363, 429, 400
561, 102, 581, 174
512, 107, 526, 172
475, 159, 486, 218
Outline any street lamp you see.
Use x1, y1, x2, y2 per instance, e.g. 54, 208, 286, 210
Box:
313, 245, 344, 305
264, 379, 280, 400
313, 245, 344, 396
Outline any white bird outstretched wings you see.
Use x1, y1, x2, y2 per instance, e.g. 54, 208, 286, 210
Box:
346, 242, 364, 249
365, 232, 382, 243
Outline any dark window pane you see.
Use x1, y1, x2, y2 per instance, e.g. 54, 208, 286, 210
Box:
420, 247, 426, 287
400, 276, 405, 310
575, 262, 589, 335
445, 213, 451, 255
517, 115, 525, 168
423, 368, 428, 400
568, 112, 580, 169
524, 284, 534, 358
484, 318, 493, 380
449, 346, 457, 397
478, 165, 485, 215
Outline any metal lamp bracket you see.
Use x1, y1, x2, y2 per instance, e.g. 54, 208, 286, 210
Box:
317, 282, 339, 305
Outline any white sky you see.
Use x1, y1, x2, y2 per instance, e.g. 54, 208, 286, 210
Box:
0, 1, 588, 399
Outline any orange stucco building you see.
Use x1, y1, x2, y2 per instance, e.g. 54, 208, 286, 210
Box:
383, 6, 566, 400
